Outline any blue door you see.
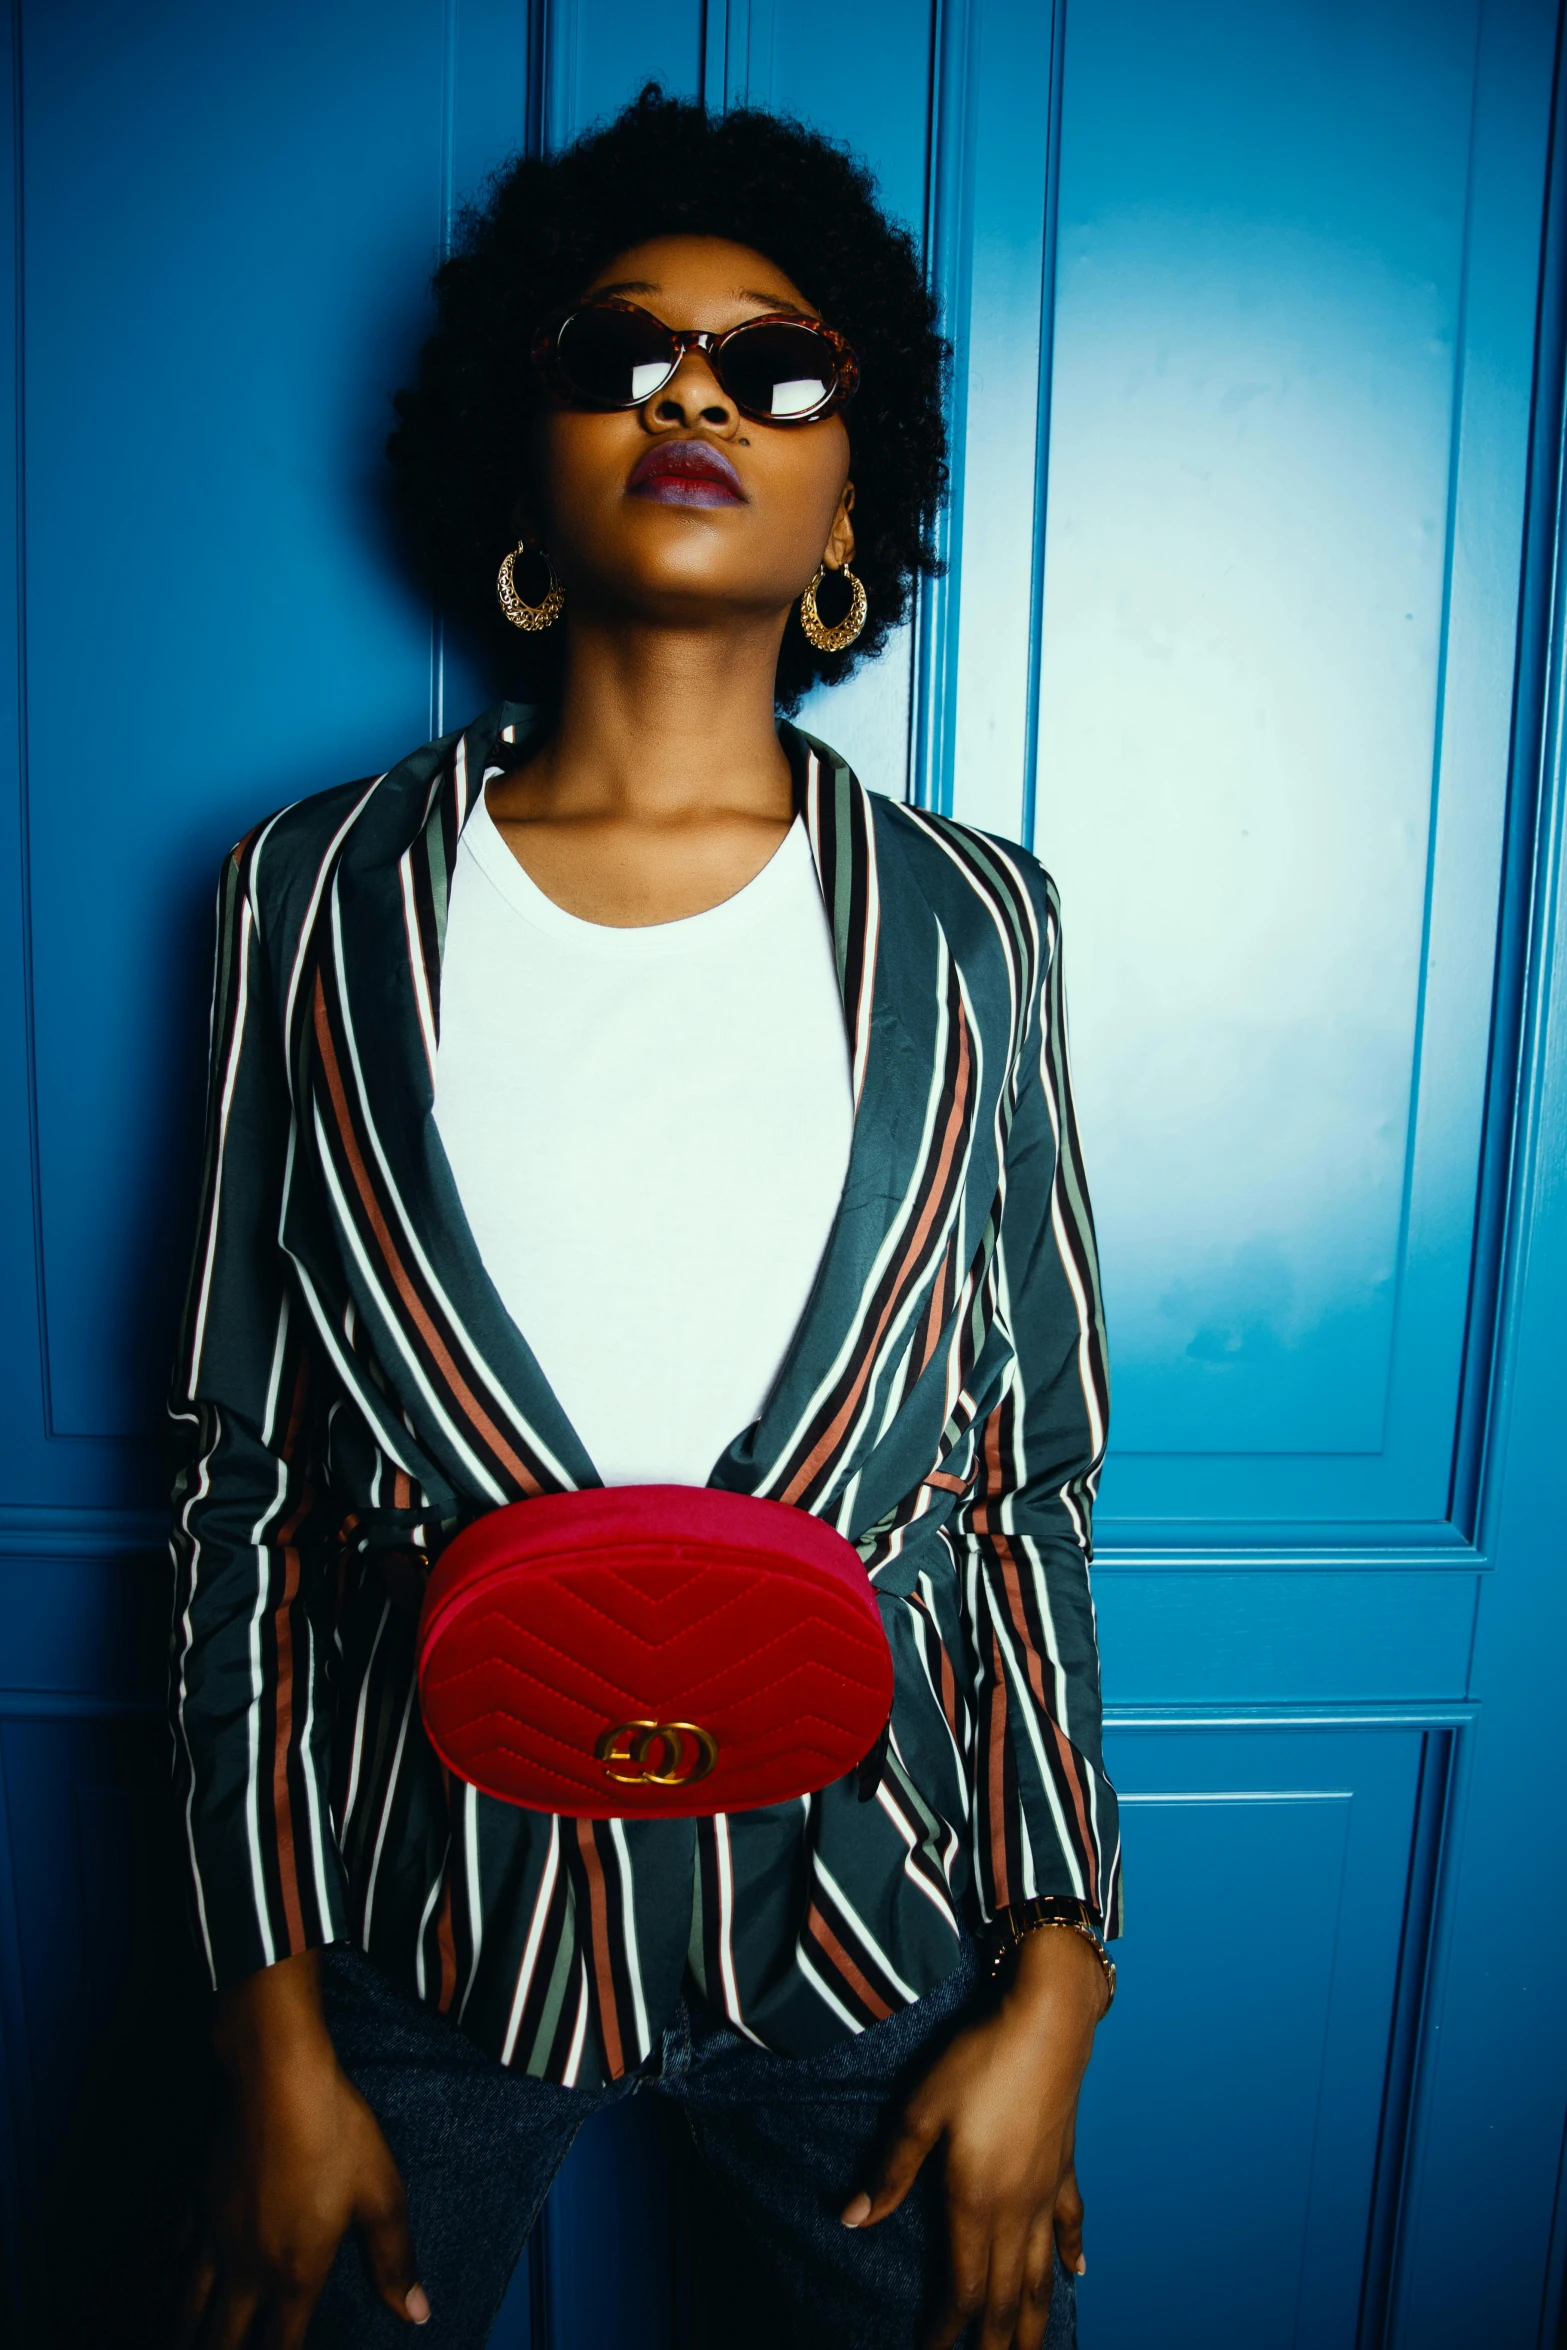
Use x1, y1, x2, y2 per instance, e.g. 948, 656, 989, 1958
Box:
3, 3, 1566, 2344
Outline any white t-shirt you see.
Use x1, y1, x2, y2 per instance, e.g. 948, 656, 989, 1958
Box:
432, 791, 855, 1488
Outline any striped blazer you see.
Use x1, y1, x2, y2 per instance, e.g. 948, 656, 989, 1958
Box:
168, 703, 1119, 2087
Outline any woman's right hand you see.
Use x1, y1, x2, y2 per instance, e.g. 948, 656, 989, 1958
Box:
175, 1948, 430, 2349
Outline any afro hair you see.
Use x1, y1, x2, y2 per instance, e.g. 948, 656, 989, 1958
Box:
387, 86, 949, 713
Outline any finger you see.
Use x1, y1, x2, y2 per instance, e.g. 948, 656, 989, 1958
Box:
1014, 2214, 1057, 2350
1053, 2162, 1087, 2278
196, 2279, 261, 2350
170, 2248, 218, 2350
257, 2289, 322, 2350
975, 2236, 1029, 2350
358, 2182, 430, 2326
919, 2194, 990, 2350
842, 2104, 942, 2228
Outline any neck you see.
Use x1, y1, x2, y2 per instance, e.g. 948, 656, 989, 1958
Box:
521, 608, 795, 820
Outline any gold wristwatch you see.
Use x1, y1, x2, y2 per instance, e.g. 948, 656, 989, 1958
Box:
988, 1895, 1116, 2009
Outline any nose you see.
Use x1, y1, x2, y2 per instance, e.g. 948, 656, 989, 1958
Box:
645, 344, 739, 435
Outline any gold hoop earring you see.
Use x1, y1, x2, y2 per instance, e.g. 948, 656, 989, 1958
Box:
497, 543, 564, 631
799, 562, 867, 653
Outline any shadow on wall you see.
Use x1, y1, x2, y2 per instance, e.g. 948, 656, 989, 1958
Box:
20, 1568, 215, 2347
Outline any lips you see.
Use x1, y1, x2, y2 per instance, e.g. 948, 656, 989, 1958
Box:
627, 438, 745, 506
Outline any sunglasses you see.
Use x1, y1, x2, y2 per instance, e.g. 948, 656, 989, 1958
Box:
532, 296, 859, 425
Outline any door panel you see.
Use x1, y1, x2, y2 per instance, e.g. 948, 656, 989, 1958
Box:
1095, 1569, 1478, 1705
1078, 1725, 1437, 2347
10, 0, 447, 1478
3, 3, 1565, 2347
1035, 0, 1552, 1535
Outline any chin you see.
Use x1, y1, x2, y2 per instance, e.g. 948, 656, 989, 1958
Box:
590, 551, 786, 624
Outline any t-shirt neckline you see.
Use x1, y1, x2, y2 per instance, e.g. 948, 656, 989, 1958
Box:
463, 783, 810, 954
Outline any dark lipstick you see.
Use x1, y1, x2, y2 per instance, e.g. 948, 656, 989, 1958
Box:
627, 438, 745, 506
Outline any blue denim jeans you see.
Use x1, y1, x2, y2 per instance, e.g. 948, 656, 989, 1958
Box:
307, 1943, 1079, 2350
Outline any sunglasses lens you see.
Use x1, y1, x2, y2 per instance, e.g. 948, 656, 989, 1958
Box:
554, 307, 676, 406
721, 322, 839, 418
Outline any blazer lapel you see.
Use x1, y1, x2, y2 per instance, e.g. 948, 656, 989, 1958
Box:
306, 701, 598, 1509
308, 706, 981, 1531
713, 728, 984, 1535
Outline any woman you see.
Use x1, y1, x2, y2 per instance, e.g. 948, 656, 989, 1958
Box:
169, 89, 1119, 2350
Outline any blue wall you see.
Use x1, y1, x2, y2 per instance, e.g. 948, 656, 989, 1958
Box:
2, 3, 1566, 2344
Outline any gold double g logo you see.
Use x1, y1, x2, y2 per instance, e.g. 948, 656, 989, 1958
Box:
594, 1720, 719, 1788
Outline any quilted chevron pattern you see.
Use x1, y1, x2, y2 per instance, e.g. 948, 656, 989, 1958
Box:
416, 1487, 894, 1817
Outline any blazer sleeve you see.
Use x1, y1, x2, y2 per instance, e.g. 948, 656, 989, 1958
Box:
949, 875, 1122, 1936
167, 836, 350, 1988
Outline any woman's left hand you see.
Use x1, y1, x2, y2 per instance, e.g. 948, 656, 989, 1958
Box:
840, 1924, 1109, 2350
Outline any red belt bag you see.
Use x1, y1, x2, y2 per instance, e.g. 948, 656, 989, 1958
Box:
415, 1486, 895, 1819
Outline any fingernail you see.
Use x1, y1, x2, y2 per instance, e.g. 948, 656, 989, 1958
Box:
840, 2192, 872, 2228
407, 2284, 431, 2325
1076, 2258, 1087, 2277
